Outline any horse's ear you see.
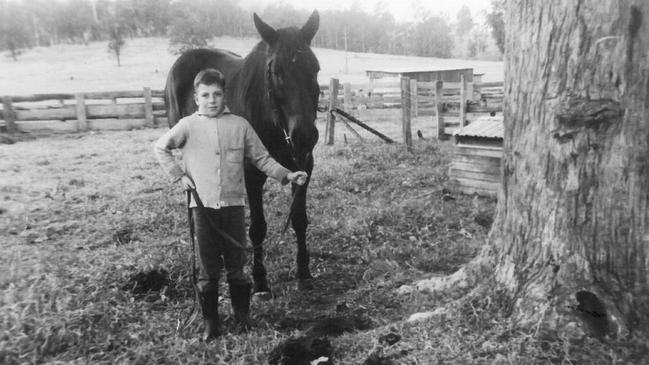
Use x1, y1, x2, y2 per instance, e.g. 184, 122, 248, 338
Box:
300, 10, 319, 44
254, 13, 278, 46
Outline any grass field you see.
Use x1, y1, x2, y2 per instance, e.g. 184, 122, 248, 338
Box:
0, 37, 504, 95
2, 109, 648, 364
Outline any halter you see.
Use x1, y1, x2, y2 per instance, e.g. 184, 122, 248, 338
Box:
266, 58, 301, 168
266, 57, 316, 233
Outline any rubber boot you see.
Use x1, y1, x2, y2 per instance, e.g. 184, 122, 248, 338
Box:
199, 289, 220, 341
229, 281, 252, 331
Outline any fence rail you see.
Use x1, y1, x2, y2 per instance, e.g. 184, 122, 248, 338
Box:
1, 88, 165, 133
1, 80, 504, 136
319, 81, 503, 112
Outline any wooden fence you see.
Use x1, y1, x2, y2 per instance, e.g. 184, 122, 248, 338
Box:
319, 80, 503, 113
1, 80, 503, 138
0, 88, 167, 133
321, 78, 504, 148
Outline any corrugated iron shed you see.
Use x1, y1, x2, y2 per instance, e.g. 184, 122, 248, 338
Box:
365, 66, 472, 74
453, 116, 504, 139
365, 67, 474, 83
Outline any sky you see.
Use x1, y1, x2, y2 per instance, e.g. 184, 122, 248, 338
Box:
239, 0, 492, 23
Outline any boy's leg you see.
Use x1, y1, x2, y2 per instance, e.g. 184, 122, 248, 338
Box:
219, 206, 253, 328
220, 206, 249, 285
194, 207, 224, 291
192, 207, 223, 340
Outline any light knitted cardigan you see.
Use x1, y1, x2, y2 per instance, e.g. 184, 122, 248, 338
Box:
153, 108, 290, 209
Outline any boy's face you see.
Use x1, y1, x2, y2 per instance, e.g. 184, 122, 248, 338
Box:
194, 83, 225, 117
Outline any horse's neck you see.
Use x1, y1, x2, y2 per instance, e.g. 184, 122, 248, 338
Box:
230, 47, 269, 123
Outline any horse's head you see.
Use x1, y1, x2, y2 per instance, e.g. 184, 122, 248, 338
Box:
254, 11, 320, 156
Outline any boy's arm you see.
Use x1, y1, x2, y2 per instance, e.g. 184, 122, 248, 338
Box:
153, 120, 188, 183
243, 123, 291, 184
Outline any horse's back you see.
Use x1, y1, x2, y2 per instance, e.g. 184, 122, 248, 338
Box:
165, 49, 244, 127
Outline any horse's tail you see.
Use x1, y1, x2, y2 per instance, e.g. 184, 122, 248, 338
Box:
164, 71, 181, 128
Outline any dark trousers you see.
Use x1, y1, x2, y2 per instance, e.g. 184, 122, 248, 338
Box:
192, 206, 250, 293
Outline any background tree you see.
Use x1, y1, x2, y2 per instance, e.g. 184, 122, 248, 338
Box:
455, 5, 474, 39
22, 0, 58, 47
486, 0, 505, 54
125, 0, 171, 36
412, 15, 453, 57
167, 0, 252, 54
54, 0, 96, 43
107, 21, 126, 66
466, 28, 486, 58
472, 0, 649, 337
0, 0, 32, 60
167, 0, 213, 54
372, 8, 397, 54
0, 0, 499, 60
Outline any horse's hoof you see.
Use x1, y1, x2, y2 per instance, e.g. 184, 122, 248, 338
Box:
253, 291, 272, 301
297, 278, 314, 291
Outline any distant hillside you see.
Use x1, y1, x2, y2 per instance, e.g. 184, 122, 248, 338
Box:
0, 37, 503, 95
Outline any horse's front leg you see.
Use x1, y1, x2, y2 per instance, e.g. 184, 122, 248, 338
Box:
245, 165, 270, 294
292, 156, 313, 289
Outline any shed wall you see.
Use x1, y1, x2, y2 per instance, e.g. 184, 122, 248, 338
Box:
449, 143, 503, 197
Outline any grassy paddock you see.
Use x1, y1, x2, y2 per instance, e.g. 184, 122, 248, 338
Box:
1, 112, 647, 364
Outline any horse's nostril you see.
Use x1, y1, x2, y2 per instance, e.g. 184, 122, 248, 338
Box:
291, 126, 318, 149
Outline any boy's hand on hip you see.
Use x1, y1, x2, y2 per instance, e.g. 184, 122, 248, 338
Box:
287, 171, 308, 186
181, 175, 196, 190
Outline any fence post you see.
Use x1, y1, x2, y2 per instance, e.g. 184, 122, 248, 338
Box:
2, 96, 18, 134
401, 77, 412, 152
343, 82, 352, 112
75, 93, 88, 131
459, 74, 467, 127
435, 80, 445, 139
410, 79, 418, 118
326, 78, 339, 145
143, 87, 154, 126
467, 79, 474, 101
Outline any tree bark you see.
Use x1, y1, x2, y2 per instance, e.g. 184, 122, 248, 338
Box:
489, 0, 649, 337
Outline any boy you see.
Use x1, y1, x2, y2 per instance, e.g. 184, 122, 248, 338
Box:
153, 69, 307, 341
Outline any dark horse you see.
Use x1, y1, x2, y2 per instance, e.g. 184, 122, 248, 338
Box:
164, 12, 320, 293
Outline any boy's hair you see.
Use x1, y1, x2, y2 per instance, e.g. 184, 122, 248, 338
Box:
193, 69, 226, 91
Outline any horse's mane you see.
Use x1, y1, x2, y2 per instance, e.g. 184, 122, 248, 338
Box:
236, 42, 272, 128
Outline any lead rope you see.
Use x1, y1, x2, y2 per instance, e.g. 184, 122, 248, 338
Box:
265, 58, 312, 233
176, 190, 201, 334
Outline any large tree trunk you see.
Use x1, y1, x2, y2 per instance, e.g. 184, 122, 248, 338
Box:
491, 0, 649, 336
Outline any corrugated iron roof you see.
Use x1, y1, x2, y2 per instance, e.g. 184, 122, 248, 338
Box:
453, 116, 504, 139
365, 67, 473, 74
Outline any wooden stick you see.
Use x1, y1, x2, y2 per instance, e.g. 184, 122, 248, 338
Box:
339, 115, 364, 142
410, 79, 418, 118
435, 80, 444, 139
401, 77, 412, 151
460, 74, 467, 127
343, 82, 352, 112
332, 108, 394, 143
2, 96, 18, 134
326, 78, 339, 145
75, 93, 88, 131
143, 87, 154, 126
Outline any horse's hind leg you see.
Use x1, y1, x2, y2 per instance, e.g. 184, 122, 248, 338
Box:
245, 166, 270, 294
